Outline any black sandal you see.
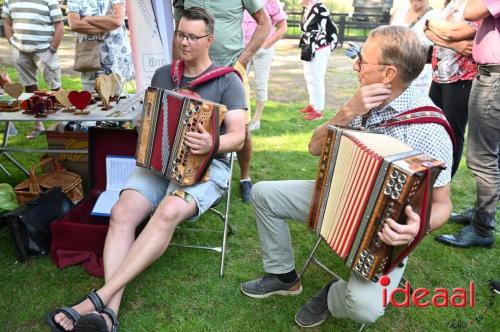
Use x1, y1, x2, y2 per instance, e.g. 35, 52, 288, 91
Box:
46, 289, 105, 332
75, 307, 119, 332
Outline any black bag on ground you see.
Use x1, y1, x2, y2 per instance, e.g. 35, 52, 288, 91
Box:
4, 187, 74, 261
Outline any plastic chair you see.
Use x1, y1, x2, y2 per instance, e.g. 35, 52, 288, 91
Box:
171, 153, 235, 276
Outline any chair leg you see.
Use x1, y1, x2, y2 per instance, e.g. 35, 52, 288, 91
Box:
219, 152, 235, 276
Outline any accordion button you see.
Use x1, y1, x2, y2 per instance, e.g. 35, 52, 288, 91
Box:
391, 192, 400, 200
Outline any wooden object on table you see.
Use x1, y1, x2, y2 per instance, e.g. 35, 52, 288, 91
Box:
94, 75, 112, 110
68, 90, 92, 115
3, 83, 23, 100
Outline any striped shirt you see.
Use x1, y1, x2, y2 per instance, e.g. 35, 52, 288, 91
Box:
2, 0, 63, 52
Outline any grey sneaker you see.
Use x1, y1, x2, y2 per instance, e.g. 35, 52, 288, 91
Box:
240, 274, 302, 299
295, 280, 337, 328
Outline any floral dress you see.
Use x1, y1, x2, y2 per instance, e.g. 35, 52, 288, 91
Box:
67, 0, 134, 82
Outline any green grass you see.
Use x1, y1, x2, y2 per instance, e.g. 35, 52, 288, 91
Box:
0, 73, 498, 331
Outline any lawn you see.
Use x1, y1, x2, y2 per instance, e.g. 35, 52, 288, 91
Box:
0, 69, 498, 332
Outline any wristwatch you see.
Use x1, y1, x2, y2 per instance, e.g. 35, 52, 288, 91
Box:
49, 46, 57, 54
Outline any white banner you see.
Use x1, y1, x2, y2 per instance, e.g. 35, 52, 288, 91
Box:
126, 0, 174, 92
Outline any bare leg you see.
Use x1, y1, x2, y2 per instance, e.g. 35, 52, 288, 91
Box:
253, 100, 265, 124
103, 191, 153, 315
55, 194, 197, 330
237, 125, 252, 180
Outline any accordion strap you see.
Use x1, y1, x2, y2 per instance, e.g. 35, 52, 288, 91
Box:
171, 60, 242, 91
378, 106, 457, 150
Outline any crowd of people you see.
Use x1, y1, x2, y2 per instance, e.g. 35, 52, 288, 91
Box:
0, 0, 497, 331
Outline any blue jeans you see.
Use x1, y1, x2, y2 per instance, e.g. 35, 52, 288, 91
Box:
466, 69, 500, 236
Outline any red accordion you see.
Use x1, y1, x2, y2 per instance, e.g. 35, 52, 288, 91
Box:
135, 87, 226, 185
308, 126, 445, 280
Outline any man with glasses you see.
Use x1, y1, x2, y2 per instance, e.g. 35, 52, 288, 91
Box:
174, 0, 271, 204
241, 26, 453, 328
47, 7, 247, 332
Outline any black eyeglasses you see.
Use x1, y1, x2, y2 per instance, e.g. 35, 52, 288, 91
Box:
345, 42, 391, 72
174, 30, 212, 43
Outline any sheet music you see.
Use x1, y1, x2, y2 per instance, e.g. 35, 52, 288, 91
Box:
91, 156, 136, 216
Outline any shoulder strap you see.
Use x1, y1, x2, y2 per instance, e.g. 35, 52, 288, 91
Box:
408, 7, 433, 29
378, 106, 457, 149
170, 60, 242, 90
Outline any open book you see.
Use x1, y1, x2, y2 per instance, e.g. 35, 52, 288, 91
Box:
91, 156, 136, 217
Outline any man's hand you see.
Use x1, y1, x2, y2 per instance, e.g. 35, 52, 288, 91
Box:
343, 83, 392, 119
378, 206, 420, 246
451, 40, 473, 56
184, 123, 213, 155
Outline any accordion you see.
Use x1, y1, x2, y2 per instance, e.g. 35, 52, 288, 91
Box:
135, 87, 226, 185
308, 126, 445, 280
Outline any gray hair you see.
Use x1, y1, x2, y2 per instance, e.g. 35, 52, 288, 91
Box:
369, 25, 426, 84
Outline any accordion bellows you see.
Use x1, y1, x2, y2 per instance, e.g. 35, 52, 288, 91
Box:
308, 126, 444, 280
135, 87, 226, 186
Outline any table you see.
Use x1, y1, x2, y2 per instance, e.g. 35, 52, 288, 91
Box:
0, 93, 143, 175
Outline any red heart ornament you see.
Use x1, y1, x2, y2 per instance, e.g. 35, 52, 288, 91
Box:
68, 91, 92, 110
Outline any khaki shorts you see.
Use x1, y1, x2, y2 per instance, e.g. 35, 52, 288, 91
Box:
233, 61, 252, 124
12, 47, 61, 89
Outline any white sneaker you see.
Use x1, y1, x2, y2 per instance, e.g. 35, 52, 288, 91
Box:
249, 121, 260, 131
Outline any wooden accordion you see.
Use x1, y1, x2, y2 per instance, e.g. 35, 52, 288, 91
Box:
135, 87, 226, 185
307, 126, 445, 280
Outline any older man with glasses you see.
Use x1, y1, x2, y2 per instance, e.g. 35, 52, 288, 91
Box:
241, 25, 453, 328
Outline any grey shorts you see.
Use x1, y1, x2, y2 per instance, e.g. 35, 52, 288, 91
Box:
123, 159, 230, 221
12, 48, 61, 89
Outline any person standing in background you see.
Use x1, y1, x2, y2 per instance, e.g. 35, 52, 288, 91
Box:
67, 0, 134, 92
391, 0, 436, 94
243, 0, 288, 131
298, 0, 337, 121
435, 0, 499, 249
424, 0, 477, 177
2, 0, 64, 139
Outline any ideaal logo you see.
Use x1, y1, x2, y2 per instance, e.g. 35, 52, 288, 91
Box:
380, 276, 496, 329
380, 276, 475, 308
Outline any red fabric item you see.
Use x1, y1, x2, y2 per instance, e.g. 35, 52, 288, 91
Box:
50, 128, 138, 278
53, 249, 104, 277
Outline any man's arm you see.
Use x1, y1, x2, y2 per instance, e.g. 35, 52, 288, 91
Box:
262, 18, 287, 49
50, 21, 64, 51
425, 30, 474, 56
83, 3, 126, 31
464, 0, 491, 20
308, 83, 392, 155
378, 185, 452, 246
237, 8, 271, 67
68, 12, 106, 34
426, 19, 476, 41
185, 110, 247, 154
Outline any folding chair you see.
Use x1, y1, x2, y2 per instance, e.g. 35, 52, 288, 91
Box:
171, 153, 235, 276
299, 237, 411, 332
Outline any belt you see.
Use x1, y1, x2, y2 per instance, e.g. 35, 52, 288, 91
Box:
478, 64, 500, 75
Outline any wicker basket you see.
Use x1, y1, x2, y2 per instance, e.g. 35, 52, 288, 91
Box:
14, 158, 84, 205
